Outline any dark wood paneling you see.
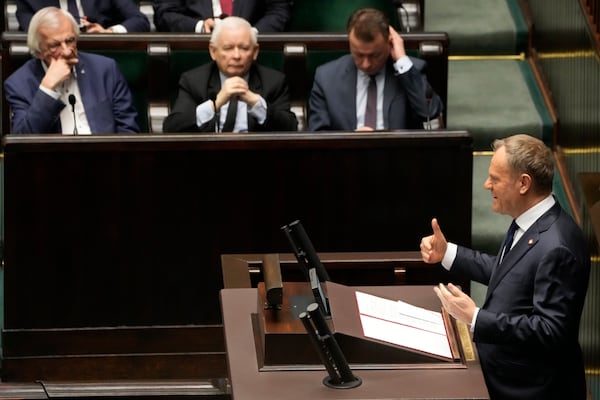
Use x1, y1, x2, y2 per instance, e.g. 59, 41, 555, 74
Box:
3, 132, 471, 327
1, 131, 472, 382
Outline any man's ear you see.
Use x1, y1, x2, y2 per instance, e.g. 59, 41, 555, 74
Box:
519, 173, 532, 194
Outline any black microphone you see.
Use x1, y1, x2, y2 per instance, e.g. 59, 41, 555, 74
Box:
425, 85, 434, 130
68, 94, 78, 135
209, 92, 220, 133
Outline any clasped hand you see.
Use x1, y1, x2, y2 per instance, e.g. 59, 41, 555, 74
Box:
215, 76, 259, 109
434, 283, 476, 325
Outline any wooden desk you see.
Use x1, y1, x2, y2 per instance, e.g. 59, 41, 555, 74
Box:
220, 285, 489, 400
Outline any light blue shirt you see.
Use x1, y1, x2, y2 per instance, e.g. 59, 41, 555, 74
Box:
355, 56, 413, 130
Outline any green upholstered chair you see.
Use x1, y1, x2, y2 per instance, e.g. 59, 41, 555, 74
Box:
289, 0, 400, 32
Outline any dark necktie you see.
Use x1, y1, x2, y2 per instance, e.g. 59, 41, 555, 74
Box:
67, 0, 80, 21
220, 0, 233, 15
222, 96, 238, 132
500, 220, 518, 262
364, 75, 377, 129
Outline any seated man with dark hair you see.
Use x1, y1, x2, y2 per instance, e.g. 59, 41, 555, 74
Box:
5, 7, 139, 134
16, 0, 150, 33
163, 16, 298, 133
308, 7, 443, 131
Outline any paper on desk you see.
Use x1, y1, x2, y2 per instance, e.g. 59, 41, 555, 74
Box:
355, 291, 452, 359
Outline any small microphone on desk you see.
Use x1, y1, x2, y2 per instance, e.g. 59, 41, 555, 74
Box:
424, 85, 433, 130
68, 94, 78, 135
209, 92, 220, 133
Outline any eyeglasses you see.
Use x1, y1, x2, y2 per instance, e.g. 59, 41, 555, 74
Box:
45, 36, 77, 54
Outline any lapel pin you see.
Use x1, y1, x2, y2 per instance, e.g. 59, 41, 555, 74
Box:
528, 239, 534, 245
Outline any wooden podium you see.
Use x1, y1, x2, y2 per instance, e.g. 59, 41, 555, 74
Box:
254, 281, 463, 368
221, 283, 490, 400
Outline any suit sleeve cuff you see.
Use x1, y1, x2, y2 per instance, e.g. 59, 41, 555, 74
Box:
109, 24, 127, 33
470, 307, 480, 333
248, 96, 267, 124
441, 242, 458, 270
39, 84, 61, 100
393, 56, 413, 74
196, 100, 215, 127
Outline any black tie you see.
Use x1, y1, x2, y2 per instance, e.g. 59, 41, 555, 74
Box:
500, 220, 518, 262
364, 75, 377, 129
222, 96, 238, 132
67, 0, 80, 21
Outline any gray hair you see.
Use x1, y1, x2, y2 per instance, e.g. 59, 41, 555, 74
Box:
28, 7, 80, 57
209, 16, 258, 47
492, 134, 554, 195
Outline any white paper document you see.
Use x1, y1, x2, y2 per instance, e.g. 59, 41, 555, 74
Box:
355, 291, 453, 359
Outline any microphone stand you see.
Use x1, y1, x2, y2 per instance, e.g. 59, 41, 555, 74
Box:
68, 94, 78, 135
299, 302, 361, 389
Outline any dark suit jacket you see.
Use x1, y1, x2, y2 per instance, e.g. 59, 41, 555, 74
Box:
152, 0, 290, 32
4, 52, 139, 134
16, 0, 150, 32
308, 54, 443, 131
452, 201, 589, 400
163, 62, 297, 133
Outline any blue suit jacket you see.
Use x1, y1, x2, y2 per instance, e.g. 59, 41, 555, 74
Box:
308, 54, 443, 131
152, 0, 291, 32
452, 200, 589, 399
4, 52, 139, 134
16, 0, 150, 32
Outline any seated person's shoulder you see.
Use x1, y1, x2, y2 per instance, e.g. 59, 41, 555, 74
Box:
180, 63, 214, 79
254, 63, 287, 79
79, 51, 119, 66
315, 54, 352, 74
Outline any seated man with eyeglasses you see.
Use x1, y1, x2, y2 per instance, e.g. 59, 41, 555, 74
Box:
4, 7, 139, 134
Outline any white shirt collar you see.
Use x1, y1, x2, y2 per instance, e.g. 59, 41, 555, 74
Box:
515, 194, 556, 233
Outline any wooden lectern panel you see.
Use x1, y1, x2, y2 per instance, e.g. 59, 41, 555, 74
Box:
254, 282, 464, 369
221, 286, 489, 400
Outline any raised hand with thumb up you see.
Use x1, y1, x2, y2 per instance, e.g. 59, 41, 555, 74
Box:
420, 218, 448, 264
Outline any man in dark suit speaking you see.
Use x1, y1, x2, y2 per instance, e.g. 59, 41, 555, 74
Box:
420, 134, 590, 399
308, 7, 443, 131
4, 7, 139, 134
163, 16, 297, 133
